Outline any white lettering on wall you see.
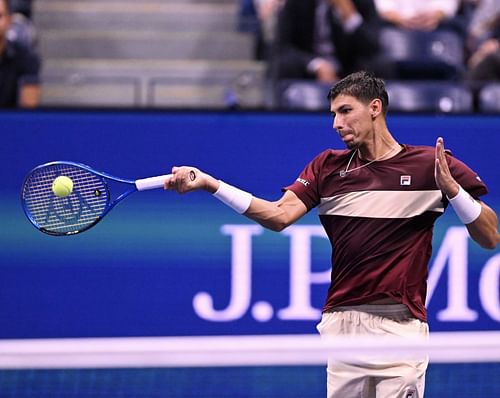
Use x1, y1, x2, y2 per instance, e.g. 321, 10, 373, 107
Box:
192, 225, 263, 321
192, 224, 499, 324
479, 254, 500, 321
426, 226, 478, 321
278, 225, 330, 320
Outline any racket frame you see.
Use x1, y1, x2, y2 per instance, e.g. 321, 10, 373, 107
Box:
21, 161, 169, 236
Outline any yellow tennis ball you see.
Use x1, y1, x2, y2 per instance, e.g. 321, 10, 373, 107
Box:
52, 176, 74, 197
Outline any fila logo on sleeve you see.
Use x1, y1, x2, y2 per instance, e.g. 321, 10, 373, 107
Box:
400, 175, 412, 186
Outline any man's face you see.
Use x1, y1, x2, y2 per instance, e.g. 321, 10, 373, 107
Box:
0, 0, 11, 43
330, 94, 375, 149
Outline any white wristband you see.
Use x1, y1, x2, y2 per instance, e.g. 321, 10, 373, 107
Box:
213, 180, 253, 214
447, 186, 482, 224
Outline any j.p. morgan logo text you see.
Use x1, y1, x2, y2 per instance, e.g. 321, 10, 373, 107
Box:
192, 225, 500, 324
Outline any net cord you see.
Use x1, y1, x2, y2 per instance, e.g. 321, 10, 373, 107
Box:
0, 332, 499, 369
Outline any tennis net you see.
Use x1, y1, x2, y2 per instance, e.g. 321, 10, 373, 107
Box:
1, 331, 499, 397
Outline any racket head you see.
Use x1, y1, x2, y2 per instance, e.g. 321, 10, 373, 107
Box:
21, 162, 111, 236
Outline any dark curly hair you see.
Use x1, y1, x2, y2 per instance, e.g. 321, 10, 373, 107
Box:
327, 71, 389, 115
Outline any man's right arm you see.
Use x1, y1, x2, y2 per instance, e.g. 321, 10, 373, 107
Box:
244, 190, 308, 231
165, 166, 308, 231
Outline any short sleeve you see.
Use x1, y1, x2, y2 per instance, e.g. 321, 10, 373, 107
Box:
447, 153, 488, 199
282, 150, 330, 211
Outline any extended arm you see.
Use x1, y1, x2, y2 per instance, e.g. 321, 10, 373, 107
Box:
165, 166, 308, 232
435, 137, 500, 249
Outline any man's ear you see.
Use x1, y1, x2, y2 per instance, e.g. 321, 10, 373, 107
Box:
369, 98, 383, 119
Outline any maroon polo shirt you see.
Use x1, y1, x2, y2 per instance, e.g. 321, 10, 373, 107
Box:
285, 144, 487, 321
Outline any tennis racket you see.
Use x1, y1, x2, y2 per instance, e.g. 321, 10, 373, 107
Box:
21, 161, 173, 236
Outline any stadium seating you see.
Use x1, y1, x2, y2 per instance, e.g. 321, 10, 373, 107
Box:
277, 80, 474, 113
386, 81, 473, 113
277, 80, 331, 110
478, 83, 500, 113
379, 27, 465, 80
34, 0, 266, 108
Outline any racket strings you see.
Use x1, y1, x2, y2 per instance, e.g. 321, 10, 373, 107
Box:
22, 164, 109, 235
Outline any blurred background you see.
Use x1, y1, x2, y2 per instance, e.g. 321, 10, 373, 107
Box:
1, 0, 499, 396
1, 0, 499, 111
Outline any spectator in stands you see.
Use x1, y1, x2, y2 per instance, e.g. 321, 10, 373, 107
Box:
275, 0, 383, 83
0, 0, 41, 108
252, 0, 284, 60
466, 0, 500, 81
374, 0, 461, 31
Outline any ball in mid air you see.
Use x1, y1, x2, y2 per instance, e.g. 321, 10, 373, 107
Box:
52, 175, 74, 197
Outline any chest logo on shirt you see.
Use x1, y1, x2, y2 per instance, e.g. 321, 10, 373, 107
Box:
400, 175, 412, 186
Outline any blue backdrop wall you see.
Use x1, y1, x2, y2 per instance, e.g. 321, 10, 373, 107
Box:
1, 110, 499, 339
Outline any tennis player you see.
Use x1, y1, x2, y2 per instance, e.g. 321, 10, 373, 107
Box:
165, 71, 499, 398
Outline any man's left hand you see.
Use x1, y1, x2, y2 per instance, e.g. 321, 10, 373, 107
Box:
435, 137, 459, 198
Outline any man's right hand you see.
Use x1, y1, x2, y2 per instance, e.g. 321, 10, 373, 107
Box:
164, 166, 219, 194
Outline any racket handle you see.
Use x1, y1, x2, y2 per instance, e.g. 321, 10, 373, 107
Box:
135, 174, 173, 191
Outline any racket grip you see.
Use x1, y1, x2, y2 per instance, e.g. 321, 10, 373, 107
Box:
135, 174, 173, 191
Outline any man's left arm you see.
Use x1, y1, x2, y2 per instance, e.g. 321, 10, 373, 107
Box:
466, 201, 500, 249
435, 136, 500, 249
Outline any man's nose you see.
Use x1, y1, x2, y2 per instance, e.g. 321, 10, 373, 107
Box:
333, 116, 342, 132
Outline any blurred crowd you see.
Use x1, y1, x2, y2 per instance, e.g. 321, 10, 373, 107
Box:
0, 0, 40, 108
466, 0, 500, 82
243, 0, 500, 109
1, 0, 499, 110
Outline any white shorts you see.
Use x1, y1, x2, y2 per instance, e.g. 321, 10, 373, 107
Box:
316, 304, 429, 398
